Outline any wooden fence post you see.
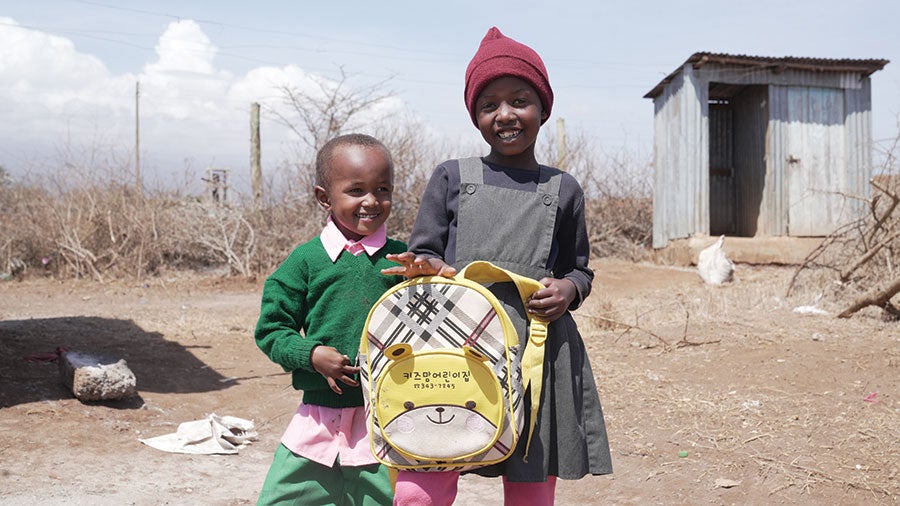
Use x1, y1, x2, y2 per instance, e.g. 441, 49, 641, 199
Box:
250, 102, 262, 202
556, 117, 567, 171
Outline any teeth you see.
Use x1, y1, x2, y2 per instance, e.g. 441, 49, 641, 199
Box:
499, 130, 520, 139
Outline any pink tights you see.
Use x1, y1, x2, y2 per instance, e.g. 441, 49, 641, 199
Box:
393, 471, 557, 506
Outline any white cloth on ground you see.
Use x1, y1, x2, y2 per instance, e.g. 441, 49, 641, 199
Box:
140, 413, 258, 455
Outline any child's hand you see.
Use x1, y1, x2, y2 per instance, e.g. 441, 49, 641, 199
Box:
382, 252, 457, 278
310, 345, 360, 395
526, 277, 577, 322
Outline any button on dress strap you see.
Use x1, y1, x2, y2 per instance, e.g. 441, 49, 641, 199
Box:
536, 166, 562, 206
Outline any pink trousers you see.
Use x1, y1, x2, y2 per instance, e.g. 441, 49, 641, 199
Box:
393, 470, 557, 506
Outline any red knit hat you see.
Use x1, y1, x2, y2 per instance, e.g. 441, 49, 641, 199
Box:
464, 27, 553, 126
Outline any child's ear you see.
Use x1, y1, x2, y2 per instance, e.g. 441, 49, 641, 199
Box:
540, 109, 549, 122
314, 185, 331, 212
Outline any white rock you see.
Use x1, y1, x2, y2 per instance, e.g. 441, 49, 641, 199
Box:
59, 350, 137, 401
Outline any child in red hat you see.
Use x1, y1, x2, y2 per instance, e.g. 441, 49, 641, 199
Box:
384, 27, 613, 505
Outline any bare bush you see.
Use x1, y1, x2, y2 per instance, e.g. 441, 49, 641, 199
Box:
787, 135, 900, 320
540, 128, 653, 261
267, 67, 395, 191
1, 169, 155, 280
0, 127, 651, 281
243, 169, 324, 274
0, 144, 236, 280
1, 88, 654, 281
374, 115, 454, 244
266, 70, 444, 248
169, 203, 256, 277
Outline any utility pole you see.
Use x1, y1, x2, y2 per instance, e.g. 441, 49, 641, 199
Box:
135, 81, 142, 193
250, 102, 262, 203
556, 117, 568, 171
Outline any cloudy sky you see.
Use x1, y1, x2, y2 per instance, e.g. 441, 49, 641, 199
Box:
1, 1, 898, 193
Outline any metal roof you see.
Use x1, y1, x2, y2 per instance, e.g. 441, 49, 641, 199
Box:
644, 52, 889, 99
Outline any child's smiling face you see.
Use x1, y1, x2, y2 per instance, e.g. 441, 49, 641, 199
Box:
475, 76, 547, 168
315, 144, 393, 242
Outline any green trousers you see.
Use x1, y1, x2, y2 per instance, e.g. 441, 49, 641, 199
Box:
257, 444, 393, 506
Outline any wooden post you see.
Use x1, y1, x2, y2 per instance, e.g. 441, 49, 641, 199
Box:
556, 117, 567, 171
135, 81, 142, 193
250, 102, 262, 202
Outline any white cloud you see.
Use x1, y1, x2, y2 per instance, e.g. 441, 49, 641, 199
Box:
0, 17, 134, 161
0, 17, 113, 92
0, 17, 409, 189
228, 64, 312, 106
140, 20, 233, 120
149, 19, 219, 76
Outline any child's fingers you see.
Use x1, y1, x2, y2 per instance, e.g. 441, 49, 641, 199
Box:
382, 254, 455, 278
527, 291, 565, 319
325, 376, 343, 395
385, 252, 416, 264
339, 374, 360, 387
330, 363, 360, 388
324, 361, 359, 391
382, 254, 423, 276
435, 263, 457, 278
526, 289, 549, 305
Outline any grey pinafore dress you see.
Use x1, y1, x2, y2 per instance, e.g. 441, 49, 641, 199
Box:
454, 157, 613, 482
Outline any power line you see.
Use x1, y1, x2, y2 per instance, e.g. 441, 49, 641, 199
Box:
67, 0, 458, 58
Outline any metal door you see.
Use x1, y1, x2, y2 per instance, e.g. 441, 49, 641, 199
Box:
785, 87, 847, 236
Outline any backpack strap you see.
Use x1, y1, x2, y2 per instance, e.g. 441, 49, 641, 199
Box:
457, 261, 548, 461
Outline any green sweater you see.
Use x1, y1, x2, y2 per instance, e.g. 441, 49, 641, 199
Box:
255, 235, 407, 408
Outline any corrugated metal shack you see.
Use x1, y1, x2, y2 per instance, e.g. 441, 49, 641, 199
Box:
645, 52, 888, 249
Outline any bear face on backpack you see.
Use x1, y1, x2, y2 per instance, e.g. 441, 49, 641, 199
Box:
375, 343, 503, 460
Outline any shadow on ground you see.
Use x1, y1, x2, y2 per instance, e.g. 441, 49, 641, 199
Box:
0, 316, 230, 408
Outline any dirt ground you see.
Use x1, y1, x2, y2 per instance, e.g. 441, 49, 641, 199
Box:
0, 258, 896, 505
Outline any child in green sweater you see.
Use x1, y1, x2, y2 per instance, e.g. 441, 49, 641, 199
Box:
255, 133, 406, 505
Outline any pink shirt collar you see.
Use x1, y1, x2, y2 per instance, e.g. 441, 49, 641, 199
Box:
320, 216, 387, 262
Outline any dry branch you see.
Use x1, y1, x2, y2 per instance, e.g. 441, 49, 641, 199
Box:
786, 165, 899, 317
582, 313, 671, 348
840, 230, 900, 282
837, 277, 900, 318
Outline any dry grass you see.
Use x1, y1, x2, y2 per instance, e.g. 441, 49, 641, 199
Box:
0, 137, 654, 280
575, 259, 899, 504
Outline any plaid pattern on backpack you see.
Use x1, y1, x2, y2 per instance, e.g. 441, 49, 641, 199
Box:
359, 261, 548, 471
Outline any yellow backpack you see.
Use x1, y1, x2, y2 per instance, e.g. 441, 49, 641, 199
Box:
359, 261, 548, 471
